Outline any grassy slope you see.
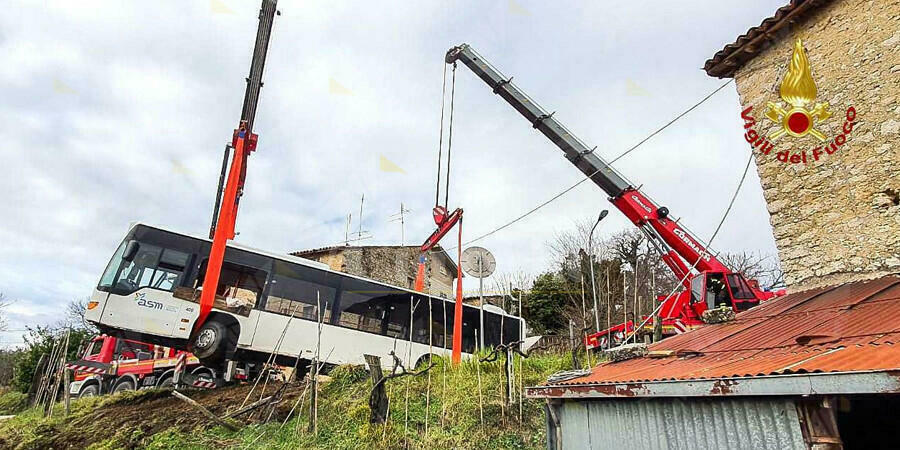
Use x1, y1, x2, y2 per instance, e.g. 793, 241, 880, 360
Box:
0, 352, 573, 449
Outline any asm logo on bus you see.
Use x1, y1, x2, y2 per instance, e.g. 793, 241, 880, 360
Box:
134, 292, 163, 310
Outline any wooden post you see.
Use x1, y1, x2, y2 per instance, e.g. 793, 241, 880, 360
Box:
505, 347, 514, 409
568, 320, 579, 369
425, 297, 433, 434
404, 296, 415, 437
364, 354, 388, 424
652, 264, 662, 343
29, 353, 46, 405
63, 368, 71, 416
475, 330, 484, 427
307, 358, 318, 433
518, 289, 524, 423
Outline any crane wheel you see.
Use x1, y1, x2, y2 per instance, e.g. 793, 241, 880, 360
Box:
158, 376, 175, 389
78, 383, 100, 398
112, 377, 136, 393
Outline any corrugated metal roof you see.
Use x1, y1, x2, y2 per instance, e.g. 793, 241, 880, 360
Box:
556, 397, 806, 450
553, 275, 900, 388
703, 0, 832, 78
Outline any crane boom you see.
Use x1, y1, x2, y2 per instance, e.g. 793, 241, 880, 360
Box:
445, 44, 730, 277
446, 45, 630, 198
196, 0, 278, 330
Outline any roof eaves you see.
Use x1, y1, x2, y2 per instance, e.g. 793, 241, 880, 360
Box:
526, 370, 900, 399
703, 0, 831, 78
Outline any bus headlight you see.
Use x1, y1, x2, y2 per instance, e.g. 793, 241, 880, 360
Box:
87, 301, 99, 310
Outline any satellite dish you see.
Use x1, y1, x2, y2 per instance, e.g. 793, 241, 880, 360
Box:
461, 246, 496, 278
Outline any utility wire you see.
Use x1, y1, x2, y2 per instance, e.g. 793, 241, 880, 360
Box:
449, 79, 734, 250
621, 148, 754, 345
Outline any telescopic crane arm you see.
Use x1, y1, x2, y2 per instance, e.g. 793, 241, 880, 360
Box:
445, 44, 730, 282
196, 0, 278, 330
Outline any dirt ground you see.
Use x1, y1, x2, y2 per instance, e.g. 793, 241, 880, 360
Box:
1, 381, 308, 450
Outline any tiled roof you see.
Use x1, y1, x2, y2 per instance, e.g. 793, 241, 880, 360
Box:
704, 0, 831, 78
554, 275, 900, 387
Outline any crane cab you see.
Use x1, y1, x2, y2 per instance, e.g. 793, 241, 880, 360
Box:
689, 271, 761, 315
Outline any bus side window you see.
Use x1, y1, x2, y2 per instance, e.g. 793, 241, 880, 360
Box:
461, 306, 481, 353
411, 295, 434, 345
336, 280, 409, 338
483, 312, 503, 348
265, 261, 337, 322
196, 260, 268, 307
427, 299, 449, 348
384, 294, 413, 340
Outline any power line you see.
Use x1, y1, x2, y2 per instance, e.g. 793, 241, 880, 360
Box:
622, 148, 754, 345
451, 79, 734, 250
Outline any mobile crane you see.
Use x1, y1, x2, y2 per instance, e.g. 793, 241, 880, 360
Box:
444, 44, 780, 346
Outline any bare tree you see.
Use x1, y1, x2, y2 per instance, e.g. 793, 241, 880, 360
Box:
719, 252, 784, 290
0, 293, 10, 332
66, 297, 98, 333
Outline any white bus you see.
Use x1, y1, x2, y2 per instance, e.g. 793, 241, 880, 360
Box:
84, 223, 523, 369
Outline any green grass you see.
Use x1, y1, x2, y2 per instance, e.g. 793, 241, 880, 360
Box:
207, 351, 572, 450
0, 352, 576, 449
0, 389, 29, 415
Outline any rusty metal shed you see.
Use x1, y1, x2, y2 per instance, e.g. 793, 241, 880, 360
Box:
528, 275, 900, 449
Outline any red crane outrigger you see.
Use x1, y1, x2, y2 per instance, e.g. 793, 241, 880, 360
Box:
195, 0, 278, 330
444, 44, 782, 347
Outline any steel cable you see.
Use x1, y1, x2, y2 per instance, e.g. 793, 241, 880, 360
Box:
448, 79, 734, 250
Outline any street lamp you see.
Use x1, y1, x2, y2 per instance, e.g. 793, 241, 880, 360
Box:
588, 210, 608, 331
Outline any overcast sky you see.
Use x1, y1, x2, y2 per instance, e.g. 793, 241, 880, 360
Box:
0, 0, 786, 347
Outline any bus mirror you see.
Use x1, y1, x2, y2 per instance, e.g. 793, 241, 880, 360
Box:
123, 240, 140, 262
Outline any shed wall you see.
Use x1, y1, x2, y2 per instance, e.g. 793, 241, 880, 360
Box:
555, 397, 805, 450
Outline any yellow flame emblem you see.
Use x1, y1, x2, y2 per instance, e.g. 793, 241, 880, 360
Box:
765, 39, 831, 141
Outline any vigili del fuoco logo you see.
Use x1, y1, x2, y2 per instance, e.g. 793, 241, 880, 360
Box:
740, 38, 857, 165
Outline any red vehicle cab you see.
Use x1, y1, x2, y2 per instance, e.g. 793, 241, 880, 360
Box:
587, 271, 782, 349
68, 335, 210, 398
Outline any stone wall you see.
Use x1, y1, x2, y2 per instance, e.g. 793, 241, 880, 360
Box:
298, 247, 456, 298
732, 0, 900, 291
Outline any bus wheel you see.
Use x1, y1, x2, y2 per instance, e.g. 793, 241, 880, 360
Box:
78, 383, 100, 398
191, 320, 231, 364
112, 377, 135, 393
416, 354, 438, 369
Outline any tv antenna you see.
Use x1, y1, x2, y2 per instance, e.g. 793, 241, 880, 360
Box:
388, 202, 412, 245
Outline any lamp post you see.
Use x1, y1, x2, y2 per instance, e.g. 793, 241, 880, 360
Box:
588, 210, 608, 331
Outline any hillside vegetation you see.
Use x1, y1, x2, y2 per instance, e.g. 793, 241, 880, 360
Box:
0, 352, 575, 449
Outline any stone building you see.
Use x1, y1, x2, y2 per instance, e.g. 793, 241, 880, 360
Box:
704, 0, 899, 291
291, 245, 458, 298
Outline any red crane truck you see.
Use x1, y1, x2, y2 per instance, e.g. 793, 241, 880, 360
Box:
66, 335, 221, 398
444, 44, 783, 348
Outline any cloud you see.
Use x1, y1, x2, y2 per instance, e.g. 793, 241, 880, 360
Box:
0, 0, 788, 344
